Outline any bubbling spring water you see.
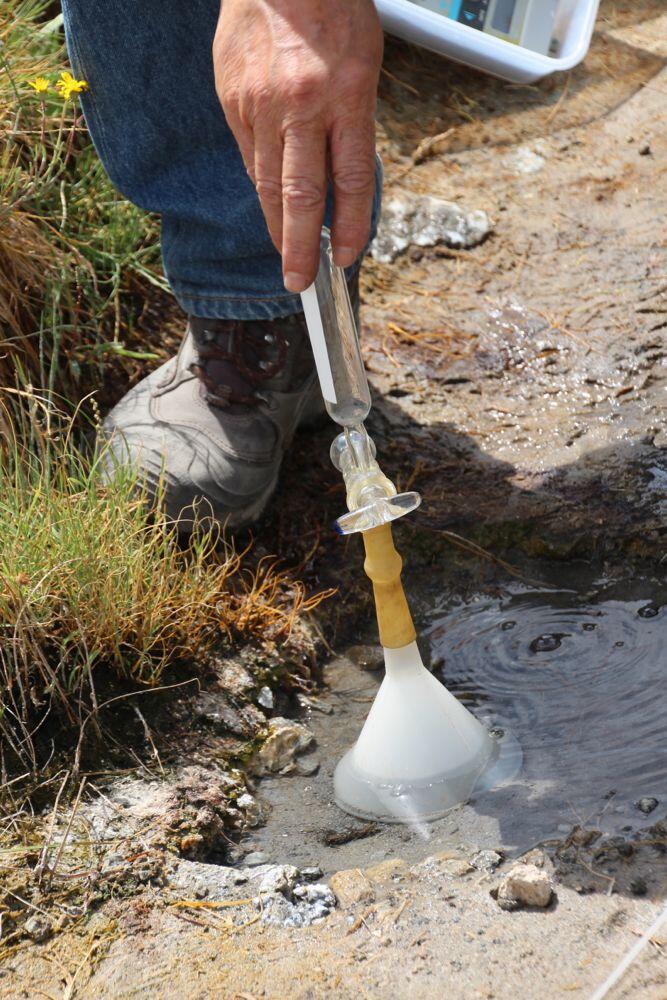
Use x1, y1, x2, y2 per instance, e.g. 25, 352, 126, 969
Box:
426, 579, 667, 836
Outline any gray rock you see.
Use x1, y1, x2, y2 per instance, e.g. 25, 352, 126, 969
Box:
243, 851, 269, 867
370, 194, 490, 264
511, 145, 547, 175
24, 915, 52, 943
214, 658, 255, 697
256, 880, 336, 928
257, 686, 274, 710
300, 866, 324, 882
636, 797, 659, 815
297, 694, 333, 715
470, 850, 502, 873
168, 859, 249, 901
295, 758, 320, 777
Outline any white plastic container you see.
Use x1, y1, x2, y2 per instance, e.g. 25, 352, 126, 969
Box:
375, 0, 600, 83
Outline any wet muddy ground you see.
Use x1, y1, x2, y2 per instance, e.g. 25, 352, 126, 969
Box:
244, 564, 667, 877
4, 1, 667, 996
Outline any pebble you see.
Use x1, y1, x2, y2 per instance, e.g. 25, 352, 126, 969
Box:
253, 718, 314, 775
24, 915, 52, 943
636, 797, 659, 815
257, 686, 274, 710
300, 866, 324, 882
495, 863, 554, 911
330, 868, 375, 908
258, 865, 300, 896
470, 850, 502, 873
236, 792, 263, 828
243, 851, 269, 867
297, 694, 333, 715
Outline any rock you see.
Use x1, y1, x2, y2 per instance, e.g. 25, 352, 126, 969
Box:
495, 864, 554, 910
236, 792, 263, 828
24, 915, 52, 943
519, 849, 555, 875
346, 645, 384, 672
470, 850, 503, 873
258, 865, 300, 896
511, 145, 547, 175
639, 142, 652, 156
330, 868, 375, 908
297, 693, 333, 715
257, 686, 274, 710
370, 194, 490, 264
243, 851, 269, 867
214, 658, 256, 697
636, 797, 659, 815
630, 877, 648, 896
300, 866, 323, 882
168, 859, 249, 901
295, 758, 320, 777
256, 882, 336, 928
193, 691, 254, 736
365, 858, 410, 884
253, 718, 314, 775
80, 765, 248, 859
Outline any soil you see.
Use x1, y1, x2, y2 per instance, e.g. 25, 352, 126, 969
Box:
3, 2, 667, 997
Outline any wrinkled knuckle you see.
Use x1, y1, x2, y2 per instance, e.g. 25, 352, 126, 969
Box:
333, 165, 375, 198
244, 81, 273, 117
255, 177, 283, 207
282, 179, 325, 213
285, 69, 327, 105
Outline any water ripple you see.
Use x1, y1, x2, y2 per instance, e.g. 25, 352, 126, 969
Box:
426, 585, 667, 831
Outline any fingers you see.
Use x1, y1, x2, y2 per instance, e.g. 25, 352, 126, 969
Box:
330, 113, 377, 269
253, 124, 285, 252
281, 124, 327, 293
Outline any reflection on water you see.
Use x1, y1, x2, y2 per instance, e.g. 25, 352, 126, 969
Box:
426, 578, 667, 835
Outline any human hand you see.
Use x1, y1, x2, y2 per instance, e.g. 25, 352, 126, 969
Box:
213, 0, 383, 292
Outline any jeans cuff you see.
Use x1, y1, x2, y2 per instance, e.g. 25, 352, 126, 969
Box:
172, 259, 365, 321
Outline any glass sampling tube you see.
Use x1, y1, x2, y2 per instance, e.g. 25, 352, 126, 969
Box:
300, 229, 371, 428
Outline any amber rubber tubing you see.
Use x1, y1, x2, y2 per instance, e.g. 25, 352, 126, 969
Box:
362, 523, 416, 649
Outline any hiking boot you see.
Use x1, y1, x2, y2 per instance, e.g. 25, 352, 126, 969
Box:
102, 276, 358, 532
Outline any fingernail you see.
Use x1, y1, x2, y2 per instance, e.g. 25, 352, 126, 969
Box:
284, 272, 308, 293
333, 247, 357, 268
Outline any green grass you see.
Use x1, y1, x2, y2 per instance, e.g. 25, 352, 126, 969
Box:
1, 0, 167, 397
0, 392, 329, 777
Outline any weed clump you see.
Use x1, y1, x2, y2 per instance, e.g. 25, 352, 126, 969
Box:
0, 394, 331, 776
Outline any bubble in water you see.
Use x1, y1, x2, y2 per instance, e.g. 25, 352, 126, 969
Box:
529, 633, 569, 653
582, 622, 597, 632
638, 604, 660, 619
501, 621, 516, 631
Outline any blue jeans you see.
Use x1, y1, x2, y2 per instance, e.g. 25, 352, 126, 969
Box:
62, 0, 382, 321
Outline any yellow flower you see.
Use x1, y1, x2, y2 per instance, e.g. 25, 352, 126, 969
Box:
55, 71, 89, 100
28, 77, 50, 94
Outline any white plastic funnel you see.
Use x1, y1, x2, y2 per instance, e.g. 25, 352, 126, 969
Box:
334, 641, 521, 823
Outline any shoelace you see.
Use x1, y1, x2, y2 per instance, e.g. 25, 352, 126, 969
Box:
189, 321, 289, 408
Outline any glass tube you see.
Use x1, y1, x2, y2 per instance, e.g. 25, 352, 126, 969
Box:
300, 229, 371, 428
